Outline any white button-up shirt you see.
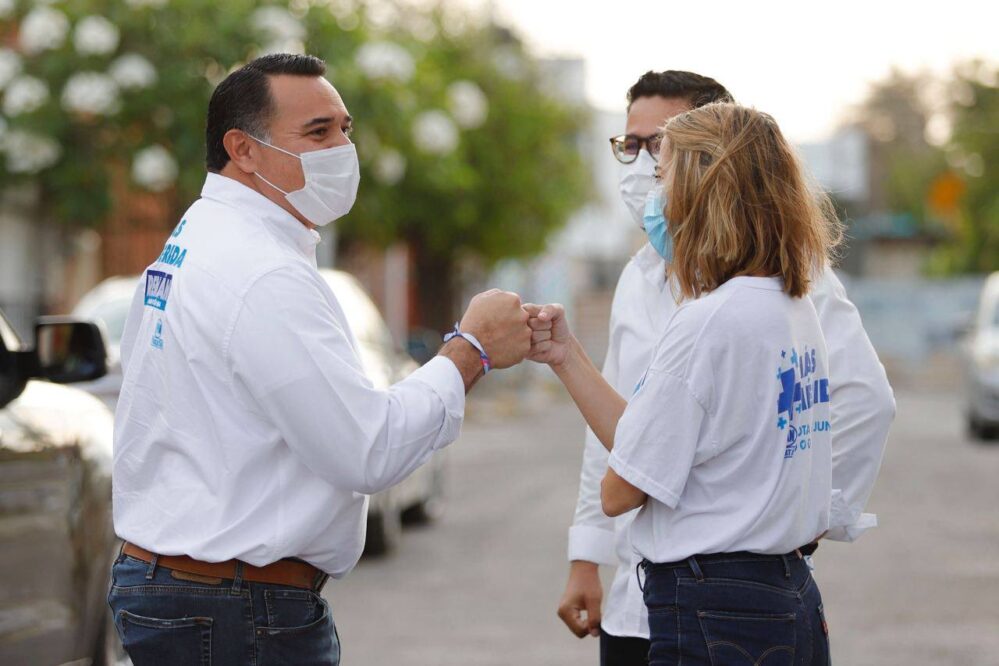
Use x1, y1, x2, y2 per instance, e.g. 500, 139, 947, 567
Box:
112, 173, 465, 577
569, 243, 895, 639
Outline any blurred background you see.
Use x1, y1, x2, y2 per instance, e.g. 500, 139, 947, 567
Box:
0, 1, 997, 665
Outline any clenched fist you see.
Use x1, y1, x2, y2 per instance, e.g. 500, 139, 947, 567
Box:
523, 303, 572, 367
459, 289, 532, 370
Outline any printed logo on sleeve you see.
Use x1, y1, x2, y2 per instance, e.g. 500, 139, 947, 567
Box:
156, 243, 187, 268
151, 319, 164, 350
144, 270, 173, 311
776, 346, 830, 460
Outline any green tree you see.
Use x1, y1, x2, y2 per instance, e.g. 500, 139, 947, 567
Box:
0, 0, 588, 328
853, 68, 947, 228
937, 62, 999, 273
851, 64, 999, 275
320, 8, 589, 329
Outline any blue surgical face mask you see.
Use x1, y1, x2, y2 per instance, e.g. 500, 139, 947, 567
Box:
643, 184, 674, 262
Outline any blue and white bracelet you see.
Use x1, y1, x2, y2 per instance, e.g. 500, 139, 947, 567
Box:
443, 323, 491, 374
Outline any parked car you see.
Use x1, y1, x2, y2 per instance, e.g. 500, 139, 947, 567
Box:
964, 272, 999, 440
72, 269, 445, 554
0, 309, 127, 665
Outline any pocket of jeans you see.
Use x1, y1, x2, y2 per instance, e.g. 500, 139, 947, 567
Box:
256, 599, 339, 666
118, 609, 212, 665
264, 588, 321, 629
697, 610, 796, 666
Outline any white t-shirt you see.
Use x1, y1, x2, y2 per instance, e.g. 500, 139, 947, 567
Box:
609, 276, 832, 563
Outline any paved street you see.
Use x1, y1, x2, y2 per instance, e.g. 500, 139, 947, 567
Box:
325, 387, 999, 665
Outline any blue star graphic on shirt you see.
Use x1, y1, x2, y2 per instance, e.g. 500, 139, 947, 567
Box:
781, 350, 787, 358
777, 416, 787, 430
790, 349, 798, 365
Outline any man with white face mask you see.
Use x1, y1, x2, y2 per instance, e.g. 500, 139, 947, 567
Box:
108, 54, 532, 666
558, 71, 896, 665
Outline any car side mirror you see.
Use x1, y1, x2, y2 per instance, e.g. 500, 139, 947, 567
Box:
25, 318, 109, 384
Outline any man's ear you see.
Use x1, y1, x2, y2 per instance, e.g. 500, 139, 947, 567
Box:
223, 129, 257, 174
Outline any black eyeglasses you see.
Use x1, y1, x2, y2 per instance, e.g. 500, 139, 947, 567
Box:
609, 133, 662, 164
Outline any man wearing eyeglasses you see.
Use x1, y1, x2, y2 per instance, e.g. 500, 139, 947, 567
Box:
559, 70, 895, 665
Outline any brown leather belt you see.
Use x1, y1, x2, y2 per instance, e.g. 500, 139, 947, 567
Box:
122, 542, 328, 591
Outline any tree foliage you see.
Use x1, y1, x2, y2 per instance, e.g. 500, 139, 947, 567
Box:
852, 64, 998, 274
0, 0, 589, 282
938, 63, 999, 273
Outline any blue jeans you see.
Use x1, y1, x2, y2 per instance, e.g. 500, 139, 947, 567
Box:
641, 552, 830, 666
107, 551, 340, 665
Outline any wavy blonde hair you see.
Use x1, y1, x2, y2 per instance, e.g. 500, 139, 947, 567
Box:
659, 103, 842, 299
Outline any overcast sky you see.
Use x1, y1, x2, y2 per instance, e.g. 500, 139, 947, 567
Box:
463, 0, 999, 143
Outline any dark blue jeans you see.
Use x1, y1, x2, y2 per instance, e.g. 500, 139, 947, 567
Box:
107, 551, 339, 665
641, 553, 830, 666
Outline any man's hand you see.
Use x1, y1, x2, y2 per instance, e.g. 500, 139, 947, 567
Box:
558, 561, 602, 638
523, 303, 572, 367
459, 289, 531, 370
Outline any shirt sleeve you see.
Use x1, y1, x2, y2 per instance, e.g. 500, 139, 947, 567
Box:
811, 268, 896, 541
567, 341, 619, 565
608, 369, 707, 509
226, 267, 465, 495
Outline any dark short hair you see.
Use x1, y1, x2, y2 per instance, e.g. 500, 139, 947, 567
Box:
626, 70, 733, 111
205, 54, 327, 172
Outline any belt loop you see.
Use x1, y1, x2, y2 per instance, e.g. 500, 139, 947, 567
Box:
781, 554, 791, 579
687, 556, 705, 582
145, 554, 159, 581
231, 561, 244, 595
635, 560, 646, 593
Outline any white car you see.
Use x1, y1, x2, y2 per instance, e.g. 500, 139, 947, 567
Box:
964, 271, 999, 440
72, 270, 445, 554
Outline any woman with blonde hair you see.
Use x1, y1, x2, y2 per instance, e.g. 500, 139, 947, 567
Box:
527, 102, 841, 664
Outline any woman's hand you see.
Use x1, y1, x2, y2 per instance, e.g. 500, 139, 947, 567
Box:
523, 303, 572, 367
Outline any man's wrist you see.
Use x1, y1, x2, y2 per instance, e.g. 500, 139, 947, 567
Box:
444, 324, 491, 374
439, 338, 485, 392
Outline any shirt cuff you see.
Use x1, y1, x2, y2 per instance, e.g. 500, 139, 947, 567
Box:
408, 356, 466, 448
826, 488, 877, 542
825, 513, 878, 542
567, 525, 618, 565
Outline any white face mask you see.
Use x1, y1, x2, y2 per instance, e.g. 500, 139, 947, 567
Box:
251, 137, 360, 227
618, 149, 658, 228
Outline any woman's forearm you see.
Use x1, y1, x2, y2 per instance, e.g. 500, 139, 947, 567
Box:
553, 336, 628, 452
601, 467, 647, 516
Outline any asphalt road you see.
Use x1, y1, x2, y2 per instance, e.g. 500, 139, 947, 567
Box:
325, 387, 999, 665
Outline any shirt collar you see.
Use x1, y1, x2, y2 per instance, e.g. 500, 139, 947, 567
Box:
719, 276, 785, 291
200, 173, 322, 259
